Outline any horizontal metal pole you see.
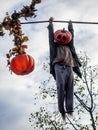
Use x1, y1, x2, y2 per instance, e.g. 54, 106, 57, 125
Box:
21, 20, 98, 25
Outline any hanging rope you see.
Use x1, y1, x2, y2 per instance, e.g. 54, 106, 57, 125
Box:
21, 20, 98, 25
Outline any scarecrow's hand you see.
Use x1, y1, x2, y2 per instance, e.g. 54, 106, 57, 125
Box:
68, 20, 73, 29
69, 20, 72, 25
49, 17, 54, 25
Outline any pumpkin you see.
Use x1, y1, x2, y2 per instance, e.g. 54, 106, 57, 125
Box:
10, 54, 35, 75
54, 29, 72, 45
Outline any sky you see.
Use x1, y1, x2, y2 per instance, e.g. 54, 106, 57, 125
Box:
0, 0, 98, 130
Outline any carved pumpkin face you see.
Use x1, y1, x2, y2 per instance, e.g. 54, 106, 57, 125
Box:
54, 29, 72, 45
10, 54, 35, 75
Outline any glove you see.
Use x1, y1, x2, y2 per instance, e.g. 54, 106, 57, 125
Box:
68, 20, 73, 25
68, 20, 73, 31
49, 17, 54, 25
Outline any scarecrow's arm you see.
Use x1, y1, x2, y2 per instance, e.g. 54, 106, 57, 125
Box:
68, 21, 82, 78
47, 17, 54, 45
68, 20, 74, 38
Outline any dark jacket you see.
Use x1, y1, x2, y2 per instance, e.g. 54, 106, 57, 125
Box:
47, 22, 82, 79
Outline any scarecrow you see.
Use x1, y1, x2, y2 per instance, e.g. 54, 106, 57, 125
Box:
47, 17, 82, 121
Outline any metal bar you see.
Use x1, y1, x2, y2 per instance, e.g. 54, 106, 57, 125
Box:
21, 20, 98, 25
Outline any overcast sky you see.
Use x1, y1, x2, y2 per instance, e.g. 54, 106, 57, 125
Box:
0, 0, 98, 130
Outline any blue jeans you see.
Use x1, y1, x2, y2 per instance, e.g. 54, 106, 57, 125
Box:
54, 63, 74, 114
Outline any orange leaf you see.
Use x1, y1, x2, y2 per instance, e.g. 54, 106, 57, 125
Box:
22, 36, 29, 42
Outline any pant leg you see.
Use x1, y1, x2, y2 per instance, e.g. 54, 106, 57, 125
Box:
54, 64, 68, 114
65, 67, 74, 112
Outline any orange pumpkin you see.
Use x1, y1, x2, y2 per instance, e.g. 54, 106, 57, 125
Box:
54, 29, 72, 45
10, 54, 35, 75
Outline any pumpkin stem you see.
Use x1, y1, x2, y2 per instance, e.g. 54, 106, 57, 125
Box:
62, 28, 66, 32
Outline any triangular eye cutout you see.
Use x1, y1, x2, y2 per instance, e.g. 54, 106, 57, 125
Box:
57, 35, 61, 39
62, 36, 66, 41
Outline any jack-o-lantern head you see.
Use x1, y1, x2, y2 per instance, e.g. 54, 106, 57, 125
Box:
54, 28, 72, 45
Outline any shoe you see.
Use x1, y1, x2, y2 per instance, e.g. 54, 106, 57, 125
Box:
68, 112, 73, 116
61, 113, 66, 121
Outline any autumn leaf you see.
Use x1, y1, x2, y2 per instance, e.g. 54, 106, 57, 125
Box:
12, 47, 18, 52
21, 45, 28, 48
0, 24, 3, 31
22, 36, 29, 42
